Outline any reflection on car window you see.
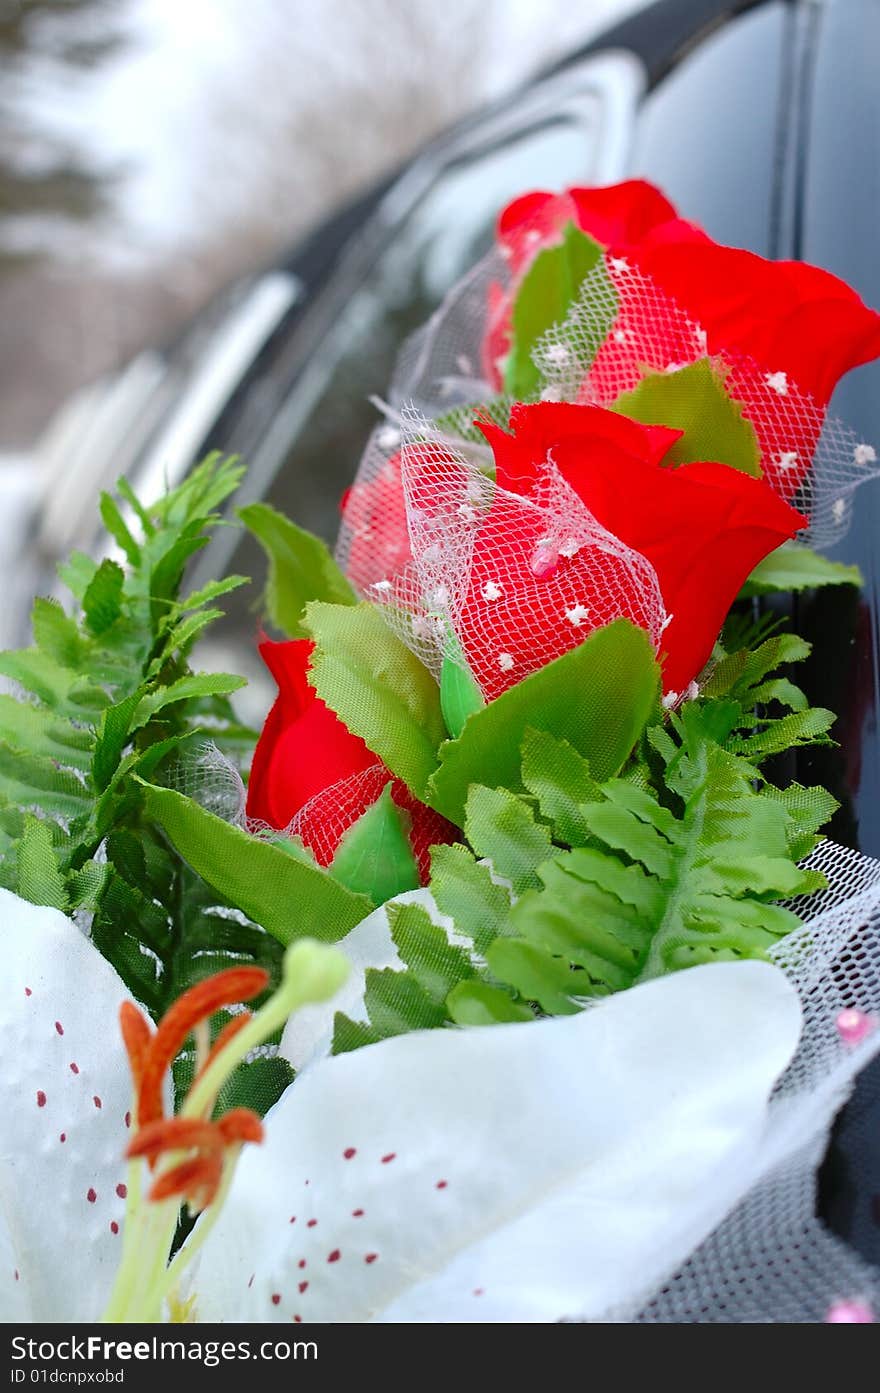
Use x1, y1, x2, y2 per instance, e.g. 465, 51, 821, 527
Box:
259, 114, 598, 544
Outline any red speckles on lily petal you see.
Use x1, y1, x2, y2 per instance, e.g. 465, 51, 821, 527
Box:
5, 893, 143, 1320
115, 1183, 127, 1200
343, 1147, 356, 1160
436, 1180, 448, 1190
306, 1219, 317, 1228
298, 1260, 306, 1270
298, 1281, 309, 1294
352, 1208, 364, 1218
381, 1153, 396, 1165
92, 1096, 102, 1110
327, 1250, 341, 1264
271, 1293, 281, 1306
365, 1254, 378, 1265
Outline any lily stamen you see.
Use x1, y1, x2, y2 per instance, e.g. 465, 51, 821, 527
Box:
101, 940, 349, 1323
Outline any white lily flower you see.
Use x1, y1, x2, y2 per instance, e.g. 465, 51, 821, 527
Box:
1, 887, 803, 1324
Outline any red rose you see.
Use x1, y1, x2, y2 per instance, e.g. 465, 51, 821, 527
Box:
485, 180, 678, 385
631, 224, 880, 409
340, 450, 412, 593
455, 402, 806, 697
487, 184, 880, 499
247, 638, 454, 880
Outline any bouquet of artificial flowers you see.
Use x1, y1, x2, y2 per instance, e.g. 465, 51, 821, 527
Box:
3, 180, 880, 1325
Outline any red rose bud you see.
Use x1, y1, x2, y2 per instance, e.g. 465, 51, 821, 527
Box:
246, 638, 455, 879
469, 402, 806, 697
487, 181, 880, 499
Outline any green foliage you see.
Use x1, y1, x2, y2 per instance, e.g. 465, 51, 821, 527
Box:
495, 708, 828, 1008
305, 600, 447, 800
336, 651, 836, 1042
329, 784, 421, 904
742, 542, 863, 595
611, 359, 762, 477
0, 459, 285, 1026
141, 781, 372, 946
428, 619, 660, 824
239, 502, 355, 639
505, 223, 613, 399
699, 630, 836, 762
439, 652, 485, 740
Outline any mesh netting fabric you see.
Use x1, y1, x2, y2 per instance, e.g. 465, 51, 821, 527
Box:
250, 762, 454, 882
594, 837, 880, 1323
535, 255, 880, 549
346, 406, 666, 700
160, 740, 247, 825
338, 233, 880, 578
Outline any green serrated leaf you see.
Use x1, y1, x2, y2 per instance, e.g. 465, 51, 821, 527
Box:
464, 785, 553, 894
520, 727, 600, 846
387, 901, 475, 1002
134, 672, 247, 725
0, 742, 90, 819
329, 784, 420, 904
505, 223, 610, 399
742, 542, 863, 595
361, 966, 448, 1037
331, 1012, 385, 1055
306, 601, 447, 800
428, 619, 660, 824
100, 491, 141, 565
611, 359, 761, 477
141, 780, 372, 945
0, 694, 92, 770
83, 559, 125, 635
446, 980, 533, 1025
429, 842, 513, 955
728, 707, 836, 760
240, 502, 355, 639
17, 816, 68, 911
31, 598, 86, 669
485, 938, 585, 1015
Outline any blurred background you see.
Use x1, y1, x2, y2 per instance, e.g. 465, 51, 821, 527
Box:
0, 0, 638, 452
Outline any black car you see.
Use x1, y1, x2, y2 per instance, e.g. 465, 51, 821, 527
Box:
26, 0, 880, 1285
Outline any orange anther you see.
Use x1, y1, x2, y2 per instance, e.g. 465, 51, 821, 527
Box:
149, 1152, 223, 1210
216, 1108, 264, 1147
119, 1002, 152, 1096
137, 967, 269, 1129
126, 1117, 221, 1165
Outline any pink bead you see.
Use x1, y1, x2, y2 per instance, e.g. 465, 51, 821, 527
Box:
835, 1008, 875, 1045
530, 543, 559, 580
826, 1299, 874, 1323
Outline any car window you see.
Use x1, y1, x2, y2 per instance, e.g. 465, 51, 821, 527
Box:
258, 116, 604, 545
203, 53, 644, 701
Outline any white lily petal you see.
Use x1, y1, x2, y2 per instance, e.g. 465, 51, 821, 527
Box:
279, 889, 451, 1072
0, 890, 135, 1321
193, 960, 801, 1323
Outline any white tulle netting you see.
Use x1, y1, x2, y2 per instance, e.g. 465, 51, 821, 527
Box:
337, 237, 880, 596
534, 255, 879, 551
346, 405, 666, 700
604, 838, 880, 1324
